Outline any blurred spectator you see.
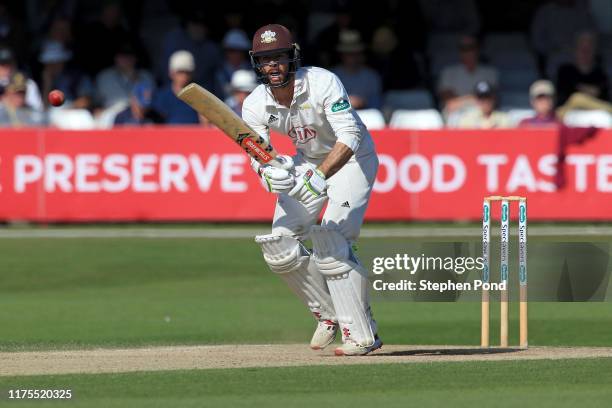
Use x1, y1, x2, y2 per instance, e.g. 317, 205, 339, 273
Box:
531, 0, 594, 63
0, 72, 46, 127
370, 25, 426, 90
216, 29, 251, 99
519, 80, 560, 127
556, 91, 612, 119
457, 81, 510, 128
589, 0, 612, 33
437, 35, 498, 113
223, 9, 244, 30
161, 10, 221, 94
0, 2, 26, 63
556, 31, 610, 105
311, 2, 356, 67
419, 0, 480, 34
76, 1, 139, 76
42, 15, 74, 50
225, 69, 257, 115
0, 47, 43, 111
152, 50, 199, 124
39, 41, 93, 109
26, 0, 77, 39
114, 80, 162, 125
332, 30, 382, 109
95, 42, 154, 109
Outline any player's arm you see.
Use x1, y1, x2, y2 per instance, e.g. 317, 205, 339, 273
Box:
317, 73, 363, 177
242, 100, 295, 193
241, 101, 271, 145
317, 142, 353, 178
288, 73, 360, 203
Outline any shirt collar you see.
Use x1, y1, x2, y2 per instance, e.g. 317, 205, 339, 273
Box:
293, 68, 307, 97
264, 68, 306, 107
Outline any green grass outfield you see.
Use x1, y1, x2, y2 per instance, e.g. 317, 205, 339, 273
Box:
1, 230, 611, 406
1, 236, 611, 349
2, 359, 612, 408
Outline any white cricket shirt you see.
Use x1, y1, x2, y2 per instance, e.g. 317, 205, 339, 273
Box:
242, 66, 375, 160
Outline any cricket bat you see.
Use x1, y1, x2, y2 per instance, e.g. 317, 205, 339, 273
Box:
178, 83, 283, 167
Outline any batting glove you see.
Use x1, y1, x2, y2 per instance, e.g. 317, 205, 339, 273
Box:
288, 165, 327, 204
260, 166, 295, 193
251, 155, 295, 194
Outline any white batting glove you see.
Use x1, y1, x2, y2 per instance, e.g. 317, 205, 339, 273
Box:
288, 164, 327, 204
273, 155, 295, 171
251, 155, 295, 194
260, 166, 295, 193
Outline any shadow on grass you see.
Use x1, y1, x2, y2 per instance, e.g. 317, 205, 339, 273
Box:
373, 347, 526, 357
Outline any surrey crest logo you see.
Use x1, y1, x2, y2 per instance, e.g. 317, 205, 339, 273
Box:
260, 30, 277, 44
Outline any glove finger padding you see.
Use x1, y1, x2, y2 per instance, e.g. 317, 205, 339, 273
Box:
288, 178, 311, 203
288, 166, 327, 204
262, 167, 295, 193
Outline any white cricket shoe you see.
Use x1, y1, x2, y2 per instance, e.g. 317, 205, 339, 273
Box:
310, 319, 338, 350
334, 334, 383, 356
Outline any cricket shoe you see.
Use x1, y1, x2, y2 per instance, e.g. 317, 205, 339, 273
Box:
310, 319, 338, 350
334, 334, 383, 356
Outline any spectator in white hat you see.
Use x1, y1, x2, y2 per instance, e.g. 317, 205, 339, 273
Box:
152, 50, 199, 124
217, 29, 252, 99
225, 69, 258, 115
519, 80, 559, 127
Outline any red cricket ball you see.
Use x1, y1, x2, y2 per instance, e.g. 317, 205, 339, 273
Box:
48, 90, 65, 107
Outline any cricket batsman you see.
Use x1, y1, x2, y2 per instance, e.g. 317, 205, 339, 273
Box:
245, 24, 382, 356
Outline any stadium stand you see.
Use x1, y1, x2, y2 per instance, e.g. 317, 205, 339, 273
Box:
355, 109, 386, 130
563, 110, 612, 127
389, 109, 444, 129
506, 108, 536, 126
49, 108, 96, 130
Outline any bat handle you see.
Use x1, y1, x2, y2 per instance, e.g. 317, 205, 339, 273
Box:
270, 155, 294, 171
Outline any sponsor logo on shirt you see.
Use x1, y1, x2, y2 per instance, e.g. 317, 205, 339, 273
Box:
288, 126, 317, 144
299, 103, 313, 110
268, 114, 278, 124
331, 99, 350, 112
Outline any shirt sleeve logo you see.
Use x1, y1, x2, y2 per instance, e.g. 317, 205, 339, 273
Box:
331, 99, 350, 112
260, 30, 277, 44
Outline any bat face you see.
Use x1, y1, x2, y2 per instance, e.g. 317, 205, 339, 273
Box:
177, 83, 278, 165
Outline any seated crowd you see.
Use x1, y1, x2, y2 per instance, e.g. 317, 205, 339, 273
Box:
0, 0, 609, 129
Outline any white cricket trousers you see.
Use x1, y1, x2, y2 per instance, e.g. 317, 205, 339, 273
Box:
271, 151, 379, 242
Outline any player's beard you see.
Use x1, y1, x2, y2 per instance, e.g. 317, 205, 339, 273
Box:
265, 62, 294, 88
268, 71, 287, 87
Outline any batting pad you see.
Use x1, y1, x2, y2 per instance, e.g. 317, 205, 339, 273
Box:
255, 234, 336, 321
310, 226, 376, 347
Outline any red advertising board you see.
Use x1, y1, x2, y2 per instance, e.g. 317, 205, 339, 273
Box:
0, 127, 610, 221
